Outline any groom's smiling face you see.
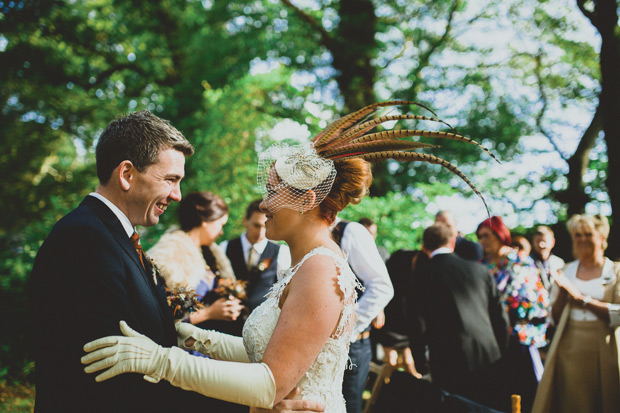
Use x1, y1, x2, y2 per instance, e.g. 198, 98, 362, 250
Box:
127, 148, 185, 227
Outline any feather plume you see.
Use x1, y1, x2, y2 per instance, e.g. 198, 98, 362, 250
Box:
323, 140, 439, 159
340, 150, 489, 216
309, 100, 499, 216
313, 100, 437, 149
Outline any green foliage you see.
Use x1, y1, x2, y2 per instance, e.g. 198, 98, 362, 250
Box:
339, 183, 454, 253
0, 0, 610, 385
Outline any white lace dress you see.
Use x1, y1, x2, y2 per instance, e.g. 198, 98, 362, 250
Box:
243, 246, 361, 412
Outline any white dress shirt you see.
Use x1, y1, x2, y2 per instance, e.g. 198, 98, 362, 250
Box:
89, 192, 134, 237
338, 220, 394, 338
430, 247, 453, 258
220, 233, 291, 272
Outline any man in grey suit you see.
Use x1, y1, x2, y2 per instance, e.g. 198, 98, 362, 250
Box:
407, 223, 509, 408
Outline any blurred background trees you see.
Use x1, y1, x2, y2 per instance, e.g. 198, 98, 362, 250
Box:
0, 0, 615, 383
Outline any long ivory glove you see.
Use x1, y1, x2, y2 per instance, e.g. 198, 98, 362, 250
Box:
175, 322, 250, 362
82, 321, 276, 408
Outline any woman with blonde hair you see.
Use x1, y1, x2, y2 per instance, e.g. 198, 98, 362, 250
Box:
532, 214, 620, 413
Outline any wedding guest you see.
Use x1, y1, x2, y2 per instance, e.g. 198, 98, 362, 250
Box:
408, 223, 509, 408
220, 199, 291, 314
376, 248, 429, 378
511, 234, 532, 260
147, 191, 243, 330
435, 210, 483, 261
332, 218, 394, 413
532, 214, 620, 413
358, 217, 390, 262
477, 216, 549, 413
529, 226, 565, 291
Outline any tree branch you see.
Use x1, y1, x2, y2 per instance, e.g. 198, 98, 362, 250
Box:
576, 0, 597, 28
532, 51, 570, 161
281, 0, 333, 49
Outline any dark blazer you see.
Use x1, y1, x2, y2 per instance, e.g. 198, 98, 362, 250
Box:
30, 196, 195, 412
454, 234, 483, 261
407, 253, 509, 392
374, 250, 429, 349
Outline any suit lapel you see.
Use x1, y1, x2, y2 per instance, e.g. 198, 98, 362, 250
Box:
81, 196, 146, 274
82, 196, 174, 327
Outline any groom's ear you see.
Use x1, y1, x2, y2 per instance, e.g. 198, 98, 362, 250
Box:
118, 160, 136, 191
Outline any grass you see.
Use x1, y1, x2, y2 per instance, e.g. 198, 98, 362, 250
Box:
0, 381, 34, 413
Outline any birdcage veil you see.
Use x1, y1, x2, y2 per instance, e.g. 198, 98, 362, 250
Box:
257, 143, 337, 213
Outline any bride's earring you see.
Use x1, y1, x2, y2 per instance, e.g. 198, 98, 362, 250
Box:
300, 201, 306, 214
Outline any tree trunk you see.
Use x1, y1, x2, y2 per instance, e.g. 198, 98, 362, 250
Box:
333, 0, 377, 113
556, 106, 602, 216
581, 0, 620, 259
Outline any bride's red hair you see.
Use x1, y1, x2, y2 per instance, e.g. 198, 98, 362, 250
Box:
318, 158, 372, 224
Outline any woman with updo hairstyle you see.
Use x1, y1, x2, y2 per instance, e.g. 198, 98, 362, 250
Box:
147, 191, 242, 331
83, 101, 500, 411
533, 214, 620, 413
319, 158, 372, 224
477, 216, 549, 413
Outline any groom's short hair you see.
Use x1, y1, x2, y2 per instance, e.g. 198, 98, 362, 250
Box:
96, 110, 194, 184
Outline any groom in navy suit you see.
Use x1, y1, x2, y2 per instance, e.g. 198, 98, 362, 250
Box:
30, 111, 197, 412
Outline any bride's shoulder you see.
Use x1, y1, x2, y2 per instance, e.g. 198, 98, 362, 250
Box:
291, 247, 357, 295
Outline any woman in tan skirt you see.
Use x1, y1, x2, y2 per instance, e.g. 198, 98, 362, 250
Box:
532, 214, 620, 413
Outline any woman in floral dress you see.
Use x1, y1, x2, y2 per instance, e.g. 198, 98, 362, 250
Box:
477, 216, 549, 413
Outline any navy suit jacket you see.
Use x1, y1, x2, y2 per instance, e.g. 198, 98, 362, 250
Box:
407, 253, 509, 388
30, 196, 196, 412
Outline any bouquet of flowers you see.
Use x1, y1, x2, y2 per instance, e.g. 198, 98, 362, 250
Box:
213, 278, 248, 301
166, 286, 204, 320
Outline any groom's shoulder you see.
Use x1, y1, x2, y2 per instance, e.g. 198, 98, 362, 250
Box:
44, 200, 112, 249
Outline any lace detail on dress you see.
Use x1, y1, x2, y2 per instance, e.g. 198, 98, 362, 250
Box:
243, 246, 360, 412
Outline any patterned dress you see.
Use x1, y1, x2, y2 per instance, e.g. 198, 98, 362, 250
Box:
483, 250, 550, 347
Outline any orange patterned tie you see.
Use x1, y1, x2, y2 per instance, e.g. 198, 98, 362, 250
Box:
130, 231, 146, 270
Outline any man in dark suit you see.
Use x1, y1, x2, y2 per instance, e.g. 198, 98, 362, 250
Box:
407, 223, 509, 408
30, 111, 197, 412
435, 210, 483, 261
221, 200, 290, 316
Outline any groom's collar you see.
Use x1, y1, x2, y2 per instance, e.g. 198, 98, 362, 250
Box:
89, 192, 135, 237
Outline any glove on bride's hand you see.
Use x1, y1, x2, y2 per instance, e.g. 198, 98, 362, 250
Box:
83, 321, 276, 408
175, 322, 250, 362
81, 321, 171, 383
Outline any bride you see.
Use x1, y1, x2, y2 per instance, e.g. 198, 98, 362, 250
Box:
82, 101, 490, 412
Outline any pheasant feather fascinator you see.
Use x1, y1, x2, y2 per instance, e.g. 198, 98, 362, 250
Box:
258, 100, 497, 214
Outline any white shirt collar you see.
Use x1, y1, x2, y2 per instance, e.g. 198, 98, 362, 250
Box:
241, 232, 269, 254
89, 192, 135, 237
430, 247, 453, 258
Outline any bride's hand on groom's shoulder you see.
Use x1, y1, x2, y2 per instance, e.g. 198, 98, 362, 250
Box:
251, 387, 325, 413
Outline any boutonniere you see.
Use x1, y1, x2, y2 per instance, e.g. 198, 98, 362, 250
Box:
165, 285, 204, 320
256, 257, 273, 272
